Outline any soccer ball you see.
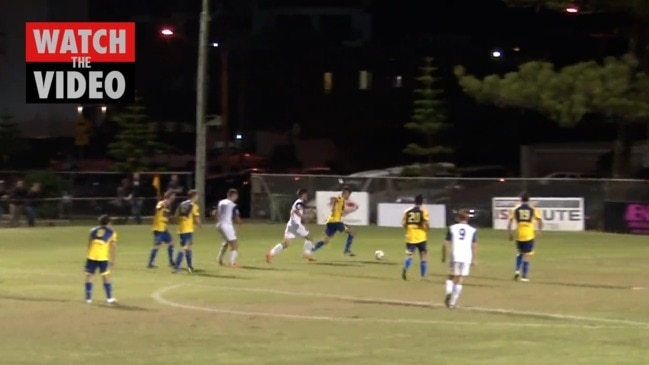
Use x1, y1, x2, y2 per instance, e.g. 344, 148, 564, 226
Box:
374, 250, 385, 260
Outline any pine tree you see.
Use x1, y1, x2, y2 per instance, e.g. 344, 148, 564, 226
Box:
107, 96, 161, 172
0, 114, 27, 168
404, 57, 452, 163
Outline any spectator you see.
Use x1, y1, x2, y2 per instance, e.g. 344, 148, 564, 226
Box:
166, 174, 183, 195
59, 190, 72, 219
9, 180, 28, 227
25, 182, 41, 227
116, 178, 131, 223
131, 173, 143, 224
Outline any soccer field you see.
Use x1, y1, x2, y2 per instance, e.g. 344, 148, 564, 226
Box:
1, 224, 648, 365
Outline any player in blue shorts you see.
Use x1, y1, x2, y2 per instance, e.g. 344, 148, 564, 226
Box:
311, 186, 357, 257
148, 191, 176, 268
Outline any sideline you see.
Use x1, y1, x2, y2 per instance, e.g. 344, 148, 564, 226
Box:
151, 284, 647, 330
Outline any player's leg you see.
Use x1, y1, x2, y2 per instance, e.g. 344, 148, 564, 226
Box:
402, 244, 416, 280
165, 231, 175, 266
173, 234, 188, 272
343, 225, 355, 256
449, 273, 465, 308
268, 225, 294, 262
228, 240, 239, 267
84, 260, 96, 303
99, 261, 116, 303
514, 241, 525, 280
217, 241, 228, 265
521, 241, 534, 281
444, 261, 455, 306
418, 243, 428, 279
184, 240, 194, 273
312, 223, 336, 252
148, 232, 163, 268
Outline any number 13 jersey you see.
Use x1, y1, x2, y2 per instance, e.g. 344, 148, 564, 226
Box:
446, 223, 477, 264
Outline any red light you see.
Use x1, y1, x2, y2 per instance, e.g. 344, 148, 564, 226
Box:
565, 6, 579, 13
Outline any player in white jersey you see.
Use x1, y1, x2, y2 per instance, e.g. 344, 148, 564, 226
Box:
442, 210, 478, 309
212, 189, 241, 267
266, 189, 316, 263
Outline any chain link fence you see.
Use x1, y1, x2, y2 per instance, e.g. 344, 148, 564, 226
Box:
250, 173, 649, 229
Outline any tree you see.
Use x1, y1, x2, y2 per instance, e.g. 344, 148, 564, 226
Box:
404, 57, 452, 162
107, 96, 161, 172
455, 55, 649, 177
0, 114, 27, 168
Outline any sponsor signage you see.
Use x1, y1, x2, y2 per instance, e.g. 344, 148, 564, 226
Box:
492, 197, 584, 231
377, 204, 446, 229
604, 202, 649, 235
315, 191, 369, 226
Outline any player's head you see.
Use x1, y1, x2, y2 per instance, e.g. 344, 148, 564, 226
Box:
414, 194, 424, 206
164, 190, 176, 202
297, 188, 308, 200
188, 189, 198, 202
520, 192, 530, 203
227, 188, 239, 202
455, 210, 470, 223
341, 185, 351, 199
98, 214, 111, 226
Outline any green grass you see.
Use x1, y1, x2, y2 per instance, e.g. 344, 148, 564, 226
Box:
1, 224, 649, 365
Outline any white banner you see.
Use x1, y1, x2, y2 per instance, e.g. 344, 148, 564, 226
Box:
377, 203, 446, 228
492, 197, 584, 231
315, 191, 369, 226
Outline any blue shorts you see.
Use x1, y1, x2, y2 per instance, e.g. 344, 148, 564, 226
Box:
325, 222, 348, 237
516, 240, 535, 254
406, 242, 427, 254
179, 233, 193, 246
153, 230, 172, 244
85, 259, 109, 275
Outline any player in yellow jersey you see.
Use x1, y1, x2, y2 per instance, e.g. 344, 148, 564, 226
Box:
84, 215, 117, 304
401, 194, 429, 280
174, 190, 201, 273
311, 185, 357, 257
147, 191, 176, 268
508, 192, 543, 282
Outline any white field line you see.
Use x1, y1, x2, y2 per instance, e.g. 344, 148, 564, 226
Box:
151, 284, 646, 330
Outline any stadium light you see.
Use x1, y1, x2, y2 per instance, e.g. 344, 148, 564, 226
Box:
491, 50, 502, 58
564, 6, 579, 13
101, 106, 107, 113
161, 27, 174, 36
211, 42, 219, 48
77, 106, 83, 114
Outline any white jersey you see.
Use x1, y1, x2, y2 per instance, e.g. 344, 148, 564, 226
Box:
288, 198, 305, 225
216, 199, 238, 226
446, 223, 477, 264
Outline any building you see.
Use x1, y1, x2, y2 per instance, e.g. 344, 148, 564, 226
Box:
0, 0, 89, 138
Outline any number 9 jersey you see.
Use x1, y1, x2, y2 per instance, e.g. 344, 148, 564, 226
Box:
402, 206, 429, 244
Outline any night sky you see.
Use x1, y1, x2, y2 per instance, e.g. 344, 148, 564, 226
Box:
82, 0, 633, 172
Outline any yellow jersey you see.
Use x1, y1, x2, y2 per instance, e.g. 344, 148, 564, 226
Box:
86, 226, 117, 261
326, 196, 346, 223
402, 206, 429, 243
509, 203, 542, 242
176, 200, 199, 234
152, 200, 172, 232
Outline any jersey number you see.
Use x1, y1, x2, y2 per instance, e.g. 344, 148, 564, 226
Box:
407, 212, 421, 224
458, 228, 466, 240
516, 209, 532, 222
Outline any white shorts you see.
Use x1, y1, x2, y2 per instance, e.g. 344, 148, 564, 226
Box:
284, 223, 309, 240
449, 262, 471, 277
217, 223, 237, 242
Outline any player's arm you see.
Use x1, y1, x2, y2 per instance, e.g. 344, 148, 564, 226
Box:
442, 228, 451, 263
422, 210, 430, 230
507, 208, 515, 241
534, 208, 543, 236
329, 196, 337, 206
234, 206, 242, 225
109, 234, 117, 267
211, 206, 219, 224
401, 212, 407, 230
193, 205, 202, 228
471, 231, 478, 266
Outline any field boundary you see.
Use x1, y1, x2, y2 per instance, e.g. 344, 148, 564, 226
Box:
152, 284, 648, 330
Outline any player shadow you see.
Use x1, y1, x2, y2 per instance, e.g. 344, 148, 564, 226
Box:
312, 262, 362, 267
0, 294, 72, 304
345, 298, 432, 309
239, 265, 291, 271
102, 303, 149, 311
536, 280, 631, 290
191, 270, 247, 279
354, 260, 398, 266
